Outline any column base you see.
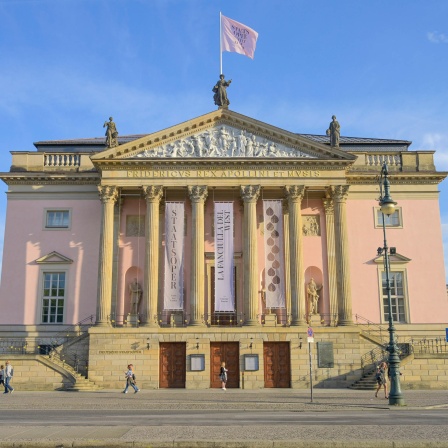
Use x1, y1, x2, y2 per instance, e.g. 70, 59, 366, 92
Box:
126, 313, 139, 327
338, 319, 354, 326
95, 321, 110, 327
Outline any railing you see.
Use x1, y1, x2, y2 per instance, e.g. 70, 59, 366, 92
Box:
203, 312, 245, 327
365, 153, 401, 168
306, 312, 339, 326
355, 314, 388, 344
157, 311, 190, 327
411, 338, 448, 355
260, 309, 291, 326
48, 314, 95, 347
44, 153, 81, 168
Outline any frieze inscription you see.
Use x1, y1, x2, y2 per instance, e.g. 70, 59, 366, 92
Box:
126, 169, 321, 179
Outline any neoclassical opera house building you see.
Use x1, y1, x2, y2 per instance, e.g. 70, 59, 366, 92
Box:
0, 107, 447, 390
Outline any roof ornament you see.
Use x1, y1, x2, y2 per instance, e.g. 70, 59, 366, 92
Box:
103, 117, 119, 148
326, 115, 340, 148
212, 74, 232, 109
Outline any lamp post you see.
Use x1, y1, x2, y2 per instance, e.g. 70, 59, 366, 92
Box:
378, 162, 404, 406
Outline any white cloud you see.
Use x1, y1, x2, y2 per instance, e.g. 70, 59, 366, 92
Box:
427, 31, 448, 44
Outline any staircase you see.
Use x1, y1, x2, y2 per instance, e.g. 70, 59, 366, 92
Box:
349, 367, 377, 390
42, 354, 101, 391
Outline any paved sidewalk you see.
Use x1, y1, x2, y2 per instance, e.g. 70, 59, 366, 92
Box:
0, 388, 447, 447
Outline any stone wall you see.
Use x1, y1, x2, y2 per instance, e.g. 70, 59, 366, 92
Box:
0, 355, 69, 391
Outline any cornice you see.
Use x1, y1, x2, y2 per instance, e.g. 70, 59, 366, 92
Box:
347, 172, 447, 185
96, 159, 352, 171
0, 172, 100, 186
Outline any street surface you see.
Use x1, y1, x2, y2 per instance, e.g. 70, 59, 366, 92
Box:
0, 389, 447, 447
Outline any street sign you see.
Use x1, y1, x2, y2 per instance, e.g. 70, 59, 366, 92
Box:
307, 327, 314, 343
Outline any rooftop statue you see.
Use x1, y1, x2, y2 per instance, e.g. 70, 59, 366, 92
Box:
104, 117, 119, 148
326, 115, 340, 148
213, 74, 232, 108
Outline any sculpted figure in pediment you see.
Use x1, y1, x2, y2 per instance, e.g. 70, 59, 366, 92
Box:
134, 125, 317, 160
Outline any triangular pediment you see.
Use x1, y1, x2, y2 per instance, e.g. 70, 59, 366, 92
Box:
91, 109, 355, 163
373, 253, 411, 264
35, 251, 73, 264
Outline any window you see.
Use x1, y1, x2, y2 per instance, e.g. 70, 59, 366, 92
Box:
42, 272, 66, 323
45, 210, 70, 229
375, 208, 402, 228
382, 271, 406, 323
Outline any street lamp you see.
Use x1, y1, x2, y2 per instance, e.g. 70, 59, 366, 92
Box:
377, 162, 404, 406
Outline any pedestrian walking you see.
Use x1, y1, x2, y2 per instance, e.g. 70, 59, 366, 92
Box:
219, 361, 228, 390
3, 361, 14, 394
375, 361, 388, 399
0, 365, 4, 389
123, 364, 139, 394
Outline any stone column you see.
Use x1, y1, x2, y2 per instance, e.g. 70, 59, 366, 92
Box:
96, 185, 118, 326
188, 185, 208, 326
142, 185, 163, 327
323, 193, 338, 326
285, 185, 306, 326
241, 185, 261, 326
330, 185, 353, 326
282, 201, 292, 325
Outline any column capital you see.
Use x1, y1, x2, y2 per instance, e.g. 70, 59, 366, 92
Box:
142, 185, 163, 202
188, 185, 208, 203
322, 198, 334, 215
240, 185, 260, 203
98, 185, 118, 204
328, 185, 350, 202
285, 185, 306, 202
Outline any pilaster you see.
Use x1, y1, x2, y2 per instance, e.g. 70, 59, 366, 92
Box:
142, 185, 163, 327
323, 192, 338, 326
96, 185, 118, 326
188, 185, 208, 326
285, 185, 306, 326
241, 185, 261, 326
330, 185, 353, 326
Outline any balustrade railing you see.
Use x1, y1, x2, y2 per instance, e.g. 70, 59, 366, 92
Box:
44, 153, 81, 168
365, 153, 401, 168
157, 311, 190, 327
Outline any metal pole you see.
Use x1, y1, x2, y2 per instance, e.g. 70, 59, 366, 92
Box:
309, 342, 313, 403
380, 164, 404, 406
219, 12, 223, 75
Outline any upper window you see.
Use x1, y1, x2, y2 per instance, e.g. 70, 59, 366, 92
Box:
382, 271, 407, 323
42, 272, 66, 324
375, 207, 402, 228
45, 210, 71, 229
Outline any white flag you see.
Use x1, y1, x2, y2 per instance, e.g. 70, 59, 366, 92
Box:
221, 14, 258, 59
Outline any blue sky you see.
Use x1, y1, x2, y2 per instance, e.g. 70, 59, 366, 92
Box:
0, 0, 447, 282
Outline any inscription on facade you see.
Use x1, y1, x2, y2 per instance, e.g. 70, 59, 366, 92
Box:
126, 169, 321, 179
99, 350, 144, 354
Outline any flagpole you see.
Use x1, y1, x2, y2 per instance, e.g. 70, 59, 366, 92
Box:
219, 12, 223, 75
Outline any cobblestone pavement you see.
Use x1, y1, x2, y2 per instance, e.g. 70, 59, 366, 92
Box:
0, 389, 447, 447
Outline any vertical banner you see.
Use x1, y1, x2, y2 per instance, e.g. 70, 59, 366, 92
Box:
164, 202, 185, 310
214, 202, 234, 311
263, 200, 286, 308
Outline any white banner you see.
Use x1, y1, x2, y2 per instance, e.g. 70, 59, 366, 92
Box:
221, 14, 259, 59
214, 202, 234, 312
164, 202, 184, 310
263, 200, 285, 308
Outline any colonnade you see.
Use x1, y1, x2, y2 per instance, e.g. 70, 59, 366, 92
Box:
96, 184, 353, 327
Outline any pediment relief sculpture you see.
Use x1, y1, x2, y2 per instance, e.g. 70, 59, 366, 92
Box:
134, 125, 318, 159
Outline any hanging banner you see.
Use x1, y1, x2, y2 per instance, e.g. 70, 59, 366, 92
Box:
263, 200, 286, 308
164, 202, 185, 310
214, 202, 234, 312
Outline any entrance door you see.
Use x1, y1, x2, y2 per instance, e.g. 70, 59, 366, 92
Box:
210, 342, 239, 388
263, 342, 291, 388
159, 342, 186, 388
